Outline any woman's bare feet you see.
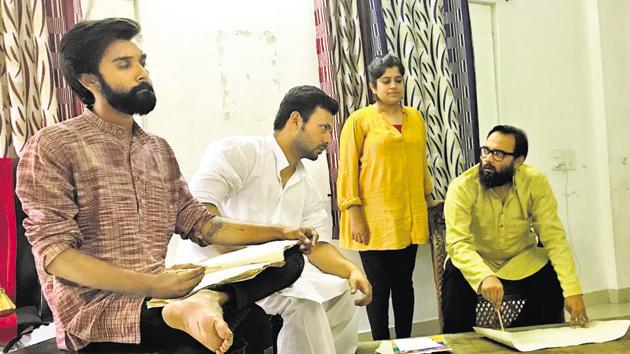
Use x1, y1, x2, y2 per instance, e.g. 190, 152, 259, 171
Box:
162, 290, 233, 353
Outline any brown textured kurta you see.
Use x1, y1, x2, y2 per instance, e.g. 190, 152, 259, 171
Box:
16, 110, 212, 350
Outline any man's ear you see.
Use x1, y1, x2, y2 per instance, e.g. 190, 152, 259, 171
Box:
78, 73, 100, 92
515, 155, 525, 168
288, 111, 303, 130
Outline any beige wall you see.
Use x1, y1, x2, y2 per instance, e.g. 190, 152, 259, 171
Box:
596, 0, 630, 289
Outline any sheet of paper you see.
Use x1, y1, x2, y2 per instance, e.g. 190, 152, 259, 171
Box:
146, 261, 282, 308
474, 320, 630, 352
146, 240, 298, 308
375, 340, 395, 354
197, 240, 298, 270
395, 337, 444, 351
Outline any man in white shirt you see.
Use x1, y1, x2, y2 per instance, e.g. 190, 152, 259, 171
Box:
178, 85, 372, 354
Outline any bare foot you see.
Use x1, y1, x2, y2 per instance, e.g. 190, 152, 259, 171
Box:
162, 290, 233, 353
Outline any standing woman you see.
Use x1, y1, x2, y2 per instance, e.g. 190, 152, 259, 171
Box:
337, 54, 437, 340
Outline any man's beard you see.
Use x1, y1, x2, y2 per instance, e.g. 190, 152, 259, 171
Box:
478, 162, 515, 188
98, 76, 156, 115
296, 129, 327, 161
303, 144, 327, 161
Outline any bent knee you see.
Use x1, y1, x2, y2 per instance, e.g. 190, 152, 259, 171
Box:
281, 298, 326, 320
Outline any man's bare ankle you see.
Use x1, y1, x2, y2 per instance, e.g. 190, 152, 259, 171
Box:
193, 289, 230, 305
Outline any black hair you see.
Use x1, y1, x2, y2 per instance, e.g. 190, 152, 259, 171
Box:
273, 85, 339, 130
367, 53, 405, 84
487, 125, 529, 158
60, 18, 140, 107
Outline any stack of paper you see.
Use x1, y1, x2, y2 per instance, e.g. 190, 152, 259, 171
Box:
147, 240, 298, 308
376, 335, 452, 353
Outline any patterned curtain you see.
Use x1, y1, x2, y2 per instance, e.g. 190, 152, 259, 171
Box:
380, 0, 466, 199
44, 0, 83, 122
1, 0, 56, 157
357, 0, 387, 75
314, 0, 368, 238
442, 0, 479, 168
357, 0, 389, 103
0, 0, 81, 158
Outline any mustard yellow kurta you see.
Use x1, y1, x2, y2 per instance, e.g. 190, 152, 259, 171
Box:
444, 164, 582, 297
337, 105, 433, 251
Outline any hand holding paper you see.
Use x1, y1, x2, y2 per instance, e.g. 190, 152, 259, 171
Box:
147, 264, 205, 299
282, 226, 318, 254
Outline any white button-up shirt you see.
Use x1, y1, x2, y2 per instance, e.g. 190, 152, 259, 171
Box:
178, 135, 347, 302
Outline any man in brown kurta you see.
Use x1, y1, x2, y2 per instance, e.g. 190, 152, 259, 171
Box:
17, 18, 315, 353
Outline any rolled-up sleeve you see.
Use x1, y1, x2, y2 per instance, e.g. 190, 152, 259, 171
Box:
174, 174, 215, 246
16, 132, 82, 273
337, 114, 364, 211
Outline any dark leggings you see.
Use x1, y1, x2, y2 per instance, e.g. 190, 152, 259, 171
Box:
82, 246, 305, 353
441, 260, 564, 334
359, 244, 418, 340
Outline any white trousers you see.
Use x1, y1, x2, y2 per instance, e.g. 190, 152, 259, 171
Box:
256, 290, 359, 354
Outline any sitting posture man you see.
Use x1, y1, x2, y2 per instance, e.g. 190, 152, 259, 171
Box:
16, 18, 315, 353
442, 125, 588, 333
178, 85, 372, 354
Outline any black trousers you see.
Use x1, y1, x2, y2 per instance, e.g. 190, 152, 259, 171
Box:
82, 246, 305, 353
359, 244, 418, 340
441, 259, 565, 334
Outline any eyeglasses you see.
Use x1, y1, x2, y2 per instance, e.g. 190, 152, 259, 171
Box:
480, 146, 515, 162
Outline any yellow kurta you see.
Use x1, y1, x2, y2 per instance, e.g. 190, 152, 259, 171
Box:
337, 105, 433, 251
444, 164, 582, 297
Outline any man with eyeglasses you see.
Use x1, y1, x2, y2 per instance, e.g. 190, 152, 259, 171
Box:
440, 125, 588, 333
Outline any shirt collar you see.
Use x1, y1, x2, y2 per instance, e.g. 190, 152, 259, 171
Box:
82, 109, 148, 141
265, 134, 306, 181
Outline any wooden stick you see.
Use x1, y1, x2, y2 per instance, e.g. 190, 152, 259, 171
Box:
496, 308, 505, 331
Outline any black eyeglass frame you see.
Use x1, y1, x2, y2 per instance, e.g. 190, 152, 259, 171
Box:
479, 146, 515, 161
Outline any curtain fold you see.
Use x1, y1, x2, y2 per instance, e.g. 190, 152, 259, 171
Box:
442, 0, 479, 168
314, 0, 368, 238
44, 0, 83, 122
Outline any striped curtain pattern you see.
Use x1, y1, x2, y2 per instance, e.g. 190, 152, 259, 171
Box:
44, 0, 83, 123
314, 0, 368, 238
443, 0, 479, 168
